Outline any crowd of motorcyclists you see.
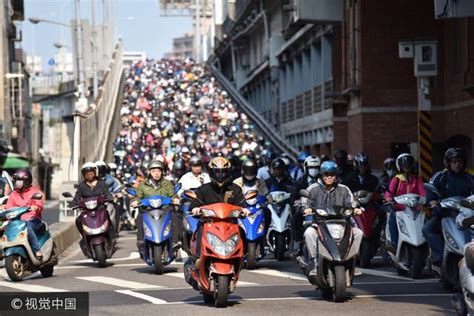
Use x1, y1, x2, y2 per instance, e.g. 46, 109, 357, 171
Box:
0, 57, 473, 310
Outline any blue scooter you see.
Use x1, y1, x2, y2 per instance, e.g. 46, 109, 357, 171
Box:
240, 194, 267, 269
137, 184, 181, 274
181, 193, 199, 256
0, 193, 58, 281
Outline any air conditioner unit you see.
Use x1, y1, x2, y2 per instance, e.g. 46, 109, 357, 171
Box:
293, 0, 342, 24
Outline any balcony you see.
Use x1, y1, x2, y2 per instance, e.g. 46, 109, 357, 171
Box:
235, 0, 254, 21
293, 0, 342, 24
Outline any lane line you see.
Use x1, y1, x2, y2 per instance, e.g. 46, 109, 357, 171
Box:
115, 290, 168, 304
0, 281, 68, 292
75, 276, 163, 289
71, 252, 140, 264
358, 268, 417, 281
247, 268, 307, 281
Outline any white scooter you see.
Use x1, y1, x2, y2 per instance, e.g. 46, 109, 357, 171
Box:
385, 193, 428, 278
266, 191, 292, 261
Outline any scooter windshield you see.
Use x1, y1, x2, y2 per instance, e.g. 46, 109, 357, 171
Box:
141, 195, 172, 209
394, 194, 422, 208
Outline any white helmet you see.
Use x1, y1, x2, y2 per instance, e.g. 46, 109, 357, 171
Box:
81, 162, 98, 176
304, 156, 321, 178
108, 162, 117, 170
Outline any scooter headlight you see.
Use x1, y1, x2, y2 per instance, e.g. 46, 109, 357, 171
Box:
163, 223, 171, 237
149, 199, 162, 208
201, 209, 216, 217
326, 223, 345, 240
225, 234, 239, 254
257, 222, 265, 234
85, 200, 98, 210
82, 221, 108, 235
206, 232, 225, 256
230, 210, 241, 218
316, 209, 328, 217
144, 224, 152, 238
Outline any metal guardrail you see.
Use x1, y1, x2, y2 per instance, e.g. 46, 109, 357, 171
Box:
58, 196, 79, 223
208, 64, 299, 163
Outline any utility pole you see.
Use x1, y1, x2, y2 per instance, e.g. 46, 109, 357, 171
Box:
91, 0, 98, 99
195, 0, 201, 62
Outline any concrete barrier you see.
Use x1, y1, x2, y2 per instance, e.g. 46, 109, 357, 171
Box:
49, 222, 80, 256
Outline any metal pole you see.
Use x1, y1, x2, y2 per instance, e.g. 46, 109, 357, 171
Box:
18, 70, 24, 155
91, 0, 98, 99
72, 0, 87, 181
195, 0, 201, 62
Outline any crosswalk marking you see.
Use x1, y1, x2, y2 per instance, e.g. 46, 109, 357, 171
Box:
71, 252, 141, 264
0, 281, 68, 292
115, 290, 168, 304
75, 276, 163, 289
247, 268, 307, 281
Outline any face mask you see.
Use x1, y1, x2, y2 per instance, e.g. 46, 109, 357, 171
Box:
308, 169, 319, 178
244, 175, 255, 181
14, 180, 24, 190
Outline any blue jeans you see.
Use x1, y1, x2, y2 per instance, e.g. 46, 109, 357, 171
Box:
389, 210, 399, 248
27, 218, 43, 253
422, 216, 443, 264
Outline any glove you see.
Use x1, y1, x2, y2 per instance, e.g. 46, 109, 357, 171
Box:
241, 208, 251, 217
463, 217, 474, 228
303, 208, 313, 216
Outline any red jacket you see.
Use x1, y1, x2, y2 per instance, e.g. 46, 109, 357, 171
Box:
384, 173, 426, 211
5, 186, 44, 221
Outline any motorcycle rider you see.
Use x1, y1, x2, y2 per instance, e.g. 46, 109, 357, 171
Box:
423, 148, 474, 268
381, 158, 397, 187
234, 158, 270, 230
290, 152, 310, 181
384, 153, 426, 253
172, 159, 187, 183
133, 161, 181, 257
301, 161, 363, 280
333, 149, 353, 185
265, 158, 296, 196
1, 170, 44, 260
344, 152, 379, 193
178, 156, 210, 195
293, 155, 322, 255
72, 163, 114, 243
96, 160, 120, 194
257, 150, 276, 181
188, 157, 249, 262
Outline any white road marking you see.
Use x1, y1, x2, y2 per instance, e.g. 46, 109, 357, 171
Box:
70, 252, 140, 264
358, 268, 415, 280
355, 293, 452, 298
75, 276, 163, 289
115, 290, 168, 304
354, 280, 438, 285
0, 281, 68, 292
247, 268, 307, 281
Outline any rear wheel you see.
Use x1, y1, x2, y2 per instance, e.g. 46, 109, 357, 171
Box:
275, 233, 286, 261
359, 239, 372, 268
94, 244, 107, 268
153, 245, 165, 275
410, 246, 426, 279
5, 255, 27, 281
247, 242, 258, 270
214, 275, 230, 308
333, 266, 346, 303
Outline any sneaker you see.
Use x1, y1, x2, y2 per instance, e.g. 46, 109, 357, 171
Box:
432, 264, 442, 276
35, 251, 43, 261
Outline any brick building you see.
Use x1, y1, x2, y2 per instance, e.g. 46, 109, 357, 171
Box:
211, 0, 474, 170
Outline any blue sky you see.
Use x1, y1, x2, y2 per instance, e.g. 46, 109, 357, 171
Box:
22, 0, 193, 69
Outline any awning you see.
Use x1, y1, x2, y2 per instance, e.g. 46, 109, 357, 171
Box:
2, 153, 29, 169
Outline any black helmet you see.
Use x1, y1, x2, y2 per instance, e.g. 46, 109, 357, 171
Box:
443, 148, 465, 166
12, 169, 33, 190
271, 158, 287, 171
383, 158, 396, 170
173, 159, 186, 172
189, 156, 202, 167
396, 153, 416, 172
353, 152, 370, 168
95, 160, 108, 178
242, 159, 258, 181
333, 149, 348, 160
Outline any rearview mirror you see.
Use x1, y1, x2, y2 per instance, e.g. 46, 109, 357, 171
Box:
356, 190, 368, 199
299, 189, 310, 199
461, 198, 474, 209
183, 190, 197, 200
423, 183, 441, 197
31, 193, 43, 200
126, 187, 137, 196
62, 192, 73, 198
244, 190, 258, 201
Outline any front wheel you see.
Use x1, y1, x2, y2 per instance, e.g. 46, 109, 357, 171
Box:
5, 255, 27, 281
274, 233, 286, 261
247, 242, 258, 270
94, 244, 107, 268
40, 265, 54, 278
333, 265, 346, 302
153, 245, 165, 275
214, 275, 230, 308
410, 246, 426, 279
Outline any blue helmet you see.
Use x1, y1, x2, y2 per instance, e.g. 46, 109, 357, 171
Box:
297, 151, 310, 163
320, 160, 338, 174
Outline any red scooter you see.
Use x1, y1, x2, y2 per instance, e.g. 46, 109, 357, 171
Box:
183, 190, 257, 307
352, 190, 381, 268
63, 193, 117, 267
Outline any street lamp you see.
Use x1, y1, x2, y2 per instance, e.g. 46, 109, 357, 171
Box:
28, 17, 71, 28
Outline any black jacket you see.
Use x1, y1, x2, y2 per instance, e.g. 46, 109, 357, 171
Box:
295, 174, 319, 192
189, 182, 246, 210
72, 180, 112, 206
344, 171, 379, 193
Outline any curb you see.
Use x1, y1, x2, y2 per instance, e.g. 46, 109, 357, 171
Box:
49, 222, 80, 256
